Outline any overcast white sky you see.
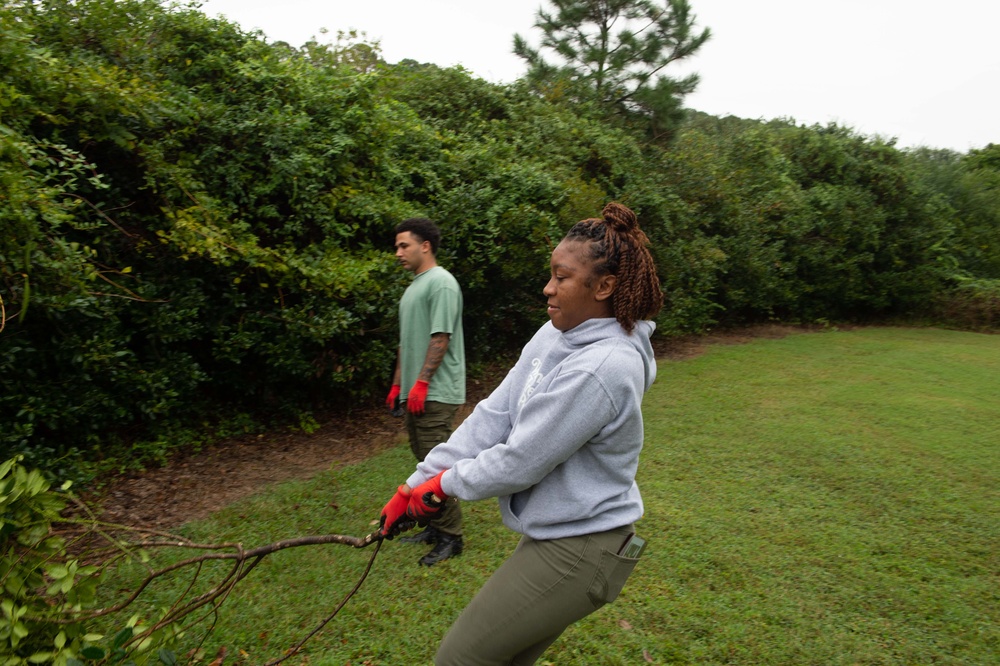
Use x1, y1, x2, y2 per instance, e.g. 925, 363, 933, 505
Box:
202, 0, 998, 152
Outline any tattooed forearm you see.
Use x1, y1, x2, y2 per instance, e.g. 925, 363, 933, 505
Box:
418, 332, 450, 383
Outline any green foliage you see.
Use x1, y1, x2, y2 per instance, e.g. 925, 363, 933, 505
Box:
657, 118, 959, 326
659, 126, 804, 323
906, 144, 1000, 279
1, 0, 996, 473
932, 277, 1000, 331
0, 0, 407, 472
773, 122, 955, 319
0, 455, 181, 666
514, 0, 710, 141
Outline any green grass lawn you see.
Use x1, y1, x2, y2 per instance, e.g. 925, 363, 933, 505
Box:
106, 327, 1000, 665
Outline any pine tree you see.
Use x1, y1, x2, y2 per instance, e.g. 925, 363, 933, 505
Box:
513, 0, 710, 141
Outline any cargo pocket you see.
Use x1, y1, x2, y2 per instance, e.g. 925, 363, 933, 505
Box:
587, 549, 639, 607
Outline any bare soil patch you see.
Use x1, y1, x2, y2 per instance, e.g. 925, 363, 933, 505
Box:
94, 324, 812, 530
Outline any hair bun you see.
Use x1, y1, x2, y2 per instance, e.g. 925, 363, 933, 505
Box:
602, 202, 637, 233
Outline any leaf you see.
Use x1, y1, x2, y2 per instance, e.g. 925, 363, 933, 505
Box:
643, 648, 654, 662
80, 647, 105, 660
47, 565, 69, 579
158, 648, 178, 666
206, 645, 227, 666
618, 619, 633, 630
0, 458, 17, 479
112, 627, 133, 649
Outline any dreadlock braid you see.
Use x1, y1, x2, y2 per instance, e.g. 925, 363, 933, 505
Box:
564, 202, 663, 333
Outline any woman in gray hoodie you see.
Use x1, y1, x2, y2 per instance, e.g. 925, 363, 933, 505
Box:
380, 202, 663, 665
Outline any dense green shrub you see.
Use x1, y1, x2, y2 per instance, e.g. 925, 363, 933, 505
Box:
657, 120, 959, 326
1, 1, 407, 472
1, 0, 996, 473
774, 123, 955, 319
906, 144, 1000, 280
932, 278, 1000, 331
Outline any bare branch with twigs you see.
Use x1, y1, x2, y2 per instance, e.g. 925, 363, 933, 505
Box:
29, 495, 386, 664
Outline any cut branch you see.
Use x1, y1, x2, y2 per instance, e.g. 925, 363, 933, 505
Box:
30, 507, 387, 664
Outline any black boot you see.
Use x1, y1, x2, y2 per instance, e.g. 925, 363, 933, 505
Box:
419, 533, 463, 566
399, 527, 439, 545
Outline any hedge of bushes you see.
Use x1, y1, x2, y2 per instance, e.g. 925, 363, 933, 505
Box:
1, 0, 997, 475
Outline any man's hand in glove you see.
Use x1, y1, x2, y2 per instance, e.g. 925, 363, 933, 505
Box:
406, 380, 429, 415
385, 384, 400, 411
407, 471, 447, 524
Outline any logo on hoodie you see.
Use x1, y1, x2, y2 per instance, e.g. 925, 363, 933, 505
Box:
518, 357, 543, 406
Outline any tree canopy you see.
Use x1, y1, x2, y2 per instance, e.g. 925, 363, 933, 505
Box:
513, 0, 710, 139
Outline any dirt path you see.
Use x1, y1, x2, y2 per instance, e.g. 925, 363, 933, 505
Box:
94, 324, 808, 530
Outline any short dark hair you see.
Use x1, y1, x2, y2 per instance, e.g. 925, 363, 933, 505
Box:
395, 217, 442, 255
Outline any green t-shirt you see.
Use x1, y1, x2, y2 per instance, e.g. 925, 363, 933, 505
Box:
399, 266, 466, 405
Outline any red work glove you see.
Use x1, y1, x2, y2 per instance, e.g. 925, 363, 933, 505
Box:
385, 384, 400, 410
407, 471, 447, 524
406, 380, 429, 415
379, 485, 414, 538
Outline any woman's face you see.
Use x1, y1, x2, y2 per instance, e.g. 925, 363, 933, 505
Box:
543, 240, 615, 332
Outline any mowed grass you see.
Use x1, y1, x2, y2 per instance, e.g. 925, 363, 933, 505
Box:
106, 327, 1000, 665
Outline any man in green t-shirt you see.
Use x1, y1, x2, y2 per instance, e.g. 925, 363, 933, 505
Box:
385, 217, 466, 566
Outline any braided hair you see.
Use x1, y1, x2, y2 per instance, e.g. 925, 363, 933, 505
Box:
564, 202, 663, 333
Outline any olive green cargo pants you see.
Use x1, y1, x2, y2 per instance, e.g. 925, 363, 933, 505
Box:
434, 524, 639, 665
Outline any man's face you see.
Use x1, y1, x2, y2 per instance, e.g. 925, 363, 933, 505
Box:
395, 231, 429, 274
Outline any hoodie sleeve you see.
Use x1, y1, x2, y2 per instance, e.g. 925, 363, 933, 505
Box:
440, 361, 620, 501
405, 363, 516, 487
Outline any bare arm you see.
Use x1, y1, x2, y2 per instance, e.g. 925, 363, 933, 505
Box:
418, 332, 451, 384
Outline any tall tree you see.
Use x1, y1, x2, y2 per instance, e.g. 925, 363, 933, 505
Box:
513, 0, 710, 140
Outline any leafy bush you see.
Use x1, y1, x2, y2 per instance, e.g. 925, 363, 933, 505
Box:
1, 0, 996, 472
907, 144, 1000, 280
1, 1, 405, 472
932, 278, 1000, 331
0, 455, 182, 666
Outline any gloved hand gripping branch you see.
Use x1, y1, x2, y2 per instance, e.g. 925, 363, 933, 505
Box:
406, 471, 447, 524
379, 485, 415, 538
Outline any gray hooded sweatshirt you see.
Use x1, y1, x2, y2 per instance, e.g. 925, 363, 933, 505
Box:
407, 317, 657, 540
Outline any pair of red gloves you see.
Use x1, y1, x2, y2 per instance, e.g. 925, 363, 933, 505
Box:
385, 380, 429, 415
379, 471, 446, 538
